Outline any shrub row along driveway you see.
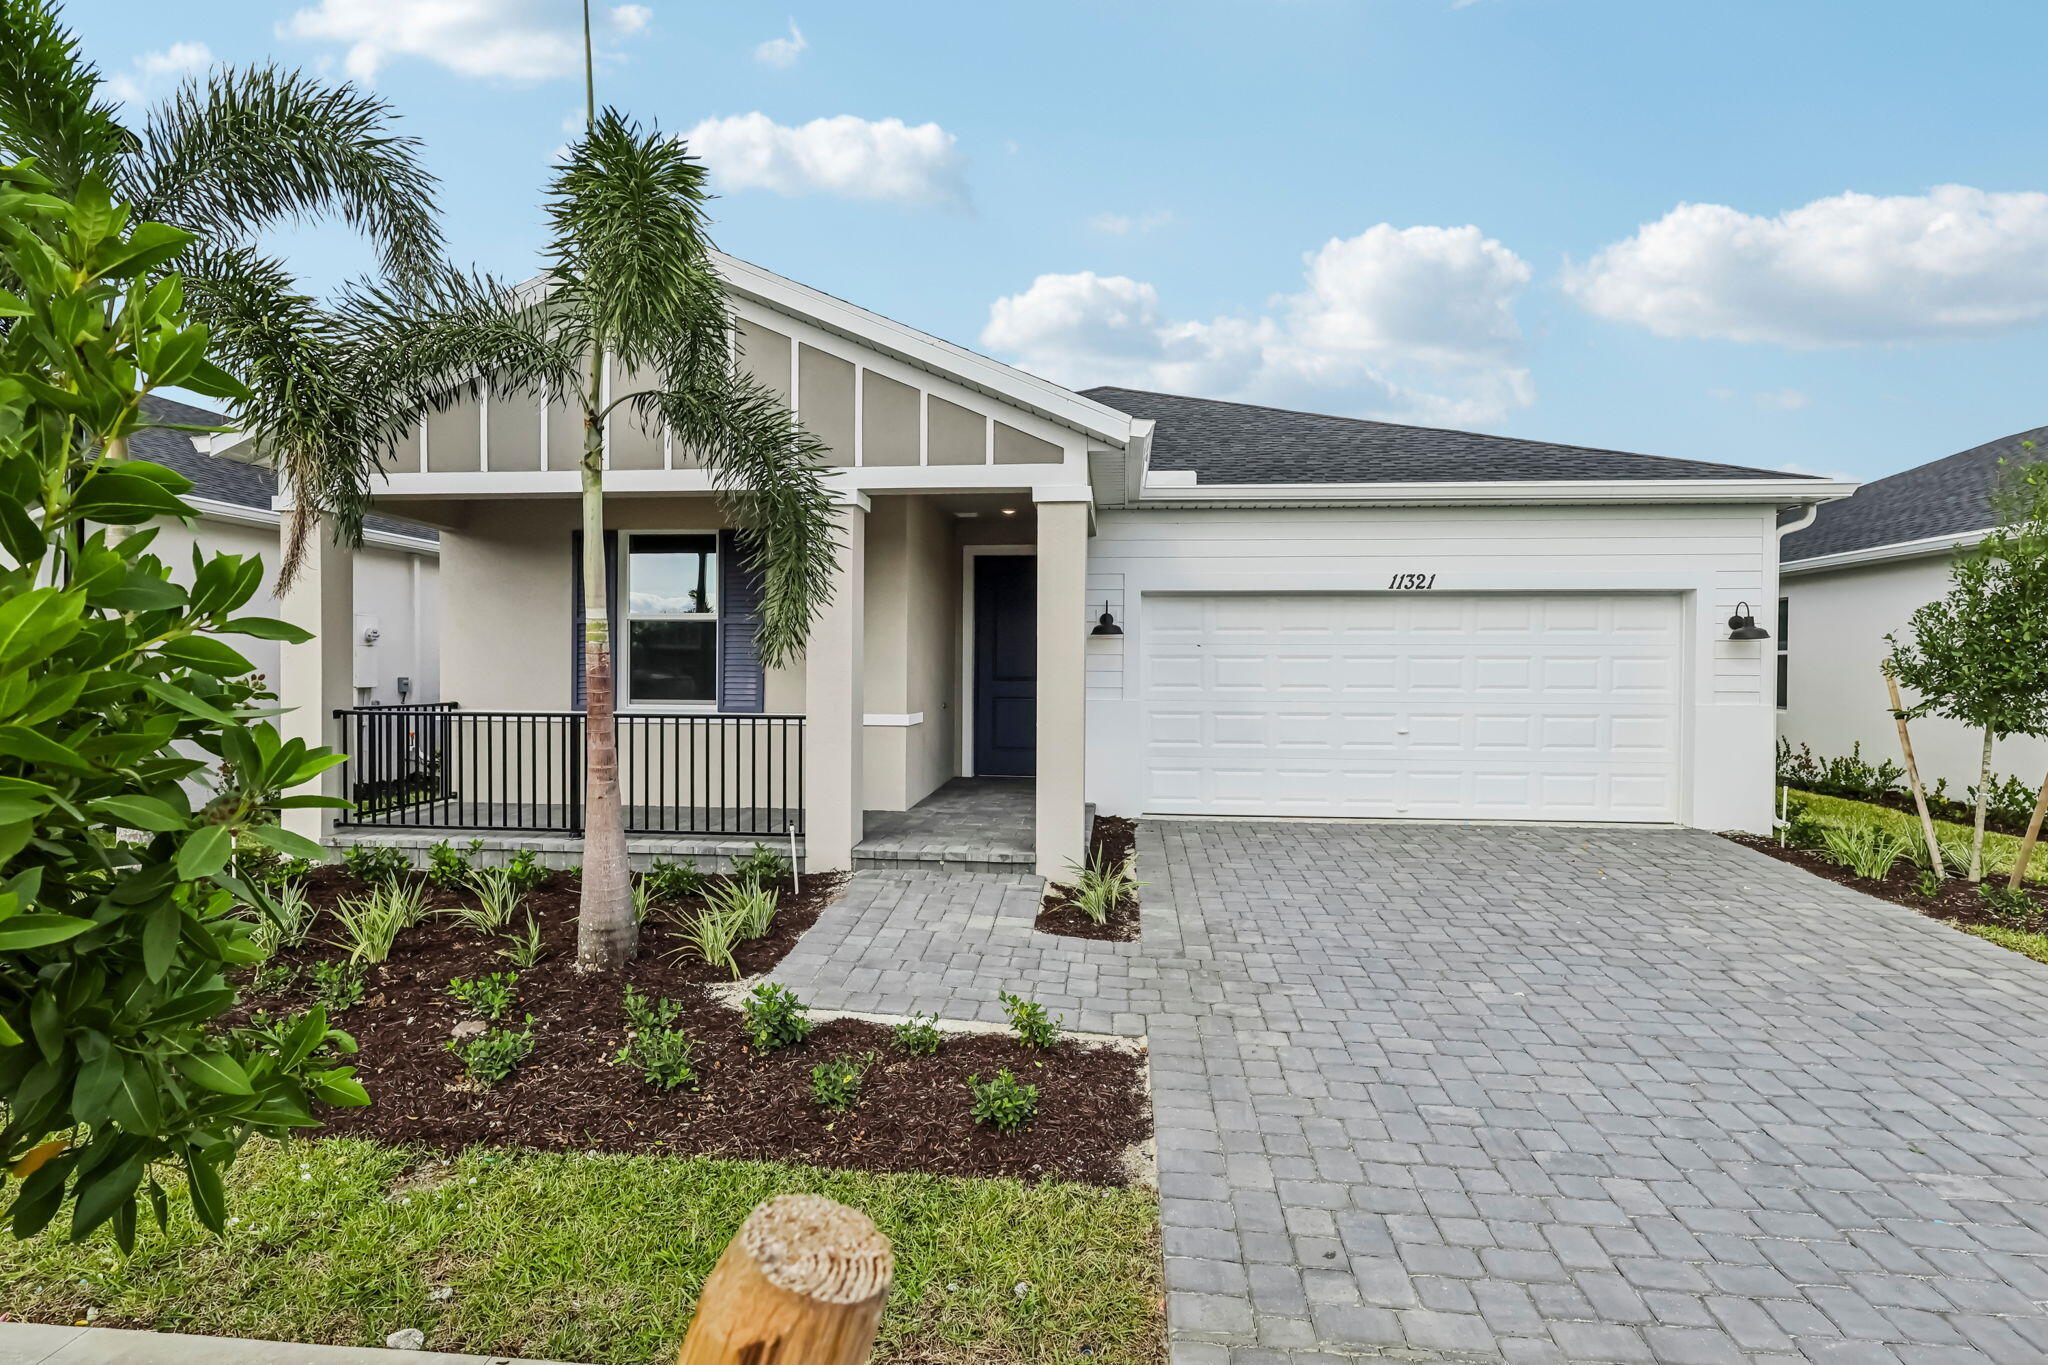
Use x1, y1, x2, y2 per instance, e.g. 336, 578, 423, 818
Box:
771, 821, 2048, 1364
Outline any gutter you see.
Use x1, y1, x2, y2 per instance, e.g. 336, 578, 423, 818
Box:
1136, 476, 1861, 507
1780, 527, 1992, 576
184, 495, 440, 555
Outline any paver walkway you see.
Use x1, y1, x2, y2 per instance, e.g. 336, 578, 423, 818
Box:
772, 820, 2048, 1364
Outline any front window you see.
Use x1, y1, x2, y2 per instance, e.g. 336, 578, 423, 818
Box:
624, 532, 719, 705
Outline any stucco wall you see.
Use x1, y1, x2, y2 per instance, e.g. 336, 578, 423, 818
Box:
857, 498, 961, 810
152, 514, 438, 707
1084, 502, 1784, 833
1780, 554, 2048, 793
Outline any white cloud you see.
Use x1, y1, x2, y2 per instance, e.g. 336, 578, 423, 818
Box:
681, 113, 967, 208
280, 0, 652, 83
1089, 209, 1174, 236
105, 41, 212, 105
1568, 186, 2048, 346
754, 19, 806, 68
983, 224, 1535, 426
1711, 386, 1812, 411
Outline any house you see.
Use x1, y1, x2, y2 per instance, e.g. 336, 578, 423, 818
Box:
1779, 426, 2048, 791
266, 256, 1852, 876
138, 394, 441, 709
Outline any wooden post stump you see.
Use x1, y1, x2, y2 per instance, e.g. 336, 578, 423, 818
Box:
676, 1194, 894, 1365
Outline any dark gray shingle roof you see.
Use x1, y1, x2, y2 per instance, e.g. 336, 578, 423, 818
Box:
135, 395, 435, 542
1080, 386, 1810, 485
1781, 425, 2048, 563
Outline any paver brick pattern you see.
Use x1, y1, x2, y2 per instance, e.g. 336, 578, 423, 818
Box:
771, 820, 2048, 1364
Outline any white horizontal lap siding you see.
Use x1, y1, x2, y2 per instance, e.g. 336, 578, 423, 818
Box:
1083, 503, 1780, 833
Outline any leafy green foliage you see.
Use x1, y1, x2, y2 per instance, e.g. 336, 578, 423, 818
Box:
742, 984, 812, 1052
1000, 992, 1062, 1050
1065, 850, 1143, 926
339, 845, 409, 885
448, 864, 524, 936
496, 915, 545, 970
671, 903, 745, 979
730, 844, 792, 885
498, 849, 548, 895
425, 838, 483, 891
327, 879, 427, 965
446, 973, 518, 1022
0, 164, 366, 1247
446, 1018, 535, 1086
1775, 740, 1904, 803
1778, 796, 1829, 850
244, 878, 311, 960
810, 1052, 874, 1113
613, 1028, 696, 1091
1914, 867, 1945, 900
306, 961, 365, 1015
1978, 882, 2042, 929
639, 857, 703, 904
968, 1071, 1039, 1135
1819, 826, 1912, 882
891, 1013, 943, 1057
620, 984, 683, 1034
704, 876, 777, 941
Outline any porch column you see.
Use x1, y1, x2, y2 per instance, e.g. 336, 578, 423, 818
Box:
803, 495, 868, 871
277, 508, 355, 847
1034, 491, 1091, 879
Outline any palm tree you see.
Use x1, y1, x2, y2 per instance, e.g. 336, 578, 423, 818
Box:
0, 0, 442, 578
341, 111, 838, 972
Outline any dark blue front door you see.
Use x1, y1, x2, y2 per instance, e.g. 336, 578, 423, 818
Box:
973, 555, 1036, 776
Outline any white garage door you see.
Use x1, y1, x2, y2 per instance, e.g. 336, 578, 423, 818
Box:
1144, 593, 1683, 822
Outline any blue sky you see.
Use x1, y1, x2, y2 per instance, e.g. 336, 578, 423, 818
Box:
73, 0, 2048, 482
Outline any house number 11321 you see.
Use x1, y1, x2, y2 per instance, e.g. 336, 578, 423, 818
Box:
1387, 573, 1436, 590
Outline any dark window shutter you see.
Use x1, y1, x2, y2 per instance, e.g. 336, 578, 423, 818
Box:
717, 529, 767, 713
569, 529, 620, 710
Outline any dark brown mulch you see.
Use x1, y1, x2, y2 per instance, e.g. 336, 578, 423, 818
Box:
1037, 816, 1141, 942
1723, 831, 2048, 933
246, 869, 1152, 1186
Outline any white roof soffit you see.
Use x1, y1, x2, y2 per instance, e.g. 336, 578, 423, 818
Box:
710, 252, 1133, 448
1137, 474, 1861, 506
1781, 526, 1993, 576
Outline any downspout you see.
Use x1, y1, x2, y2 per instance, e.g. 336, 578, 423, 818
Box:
1776, 502, 1820, 541
1768, 502, 1819, 838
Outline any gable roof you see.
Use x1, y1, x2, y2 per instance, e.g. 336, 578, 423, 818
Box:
1081, 386, 1814, 485
136, 395, 436, 542
1780, 424, 2048, 564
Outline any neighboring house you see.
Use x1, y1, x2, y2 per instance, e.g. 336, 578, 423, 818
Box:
267, 255, 1850, 875
1779, 426, 2048, 792
137, 395, 441, 708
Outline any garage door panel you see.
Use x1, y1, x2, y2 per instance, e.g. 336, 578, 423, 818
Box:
1144, 592, 1682, 822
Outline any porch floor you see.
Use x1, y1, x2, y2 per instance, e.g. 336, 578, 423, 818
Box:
853, 777, 1037, 871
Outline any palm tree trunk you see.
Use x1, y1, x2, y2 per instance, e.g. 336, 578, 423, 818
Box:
576, 351, 636, 971
1970, 727, 1994, 883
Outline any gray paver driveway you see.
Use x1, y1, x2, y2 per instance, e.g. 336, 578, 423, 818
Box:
772, 821, 2048, 1364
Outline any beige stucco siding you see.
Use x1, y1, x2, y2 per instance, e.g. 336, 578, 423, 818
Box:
1781, 554, 2048, 792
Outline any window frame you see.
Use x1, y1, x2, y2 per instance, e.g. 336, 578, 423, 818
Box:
1775, 595, 1789, 710
618, 529, 722, 712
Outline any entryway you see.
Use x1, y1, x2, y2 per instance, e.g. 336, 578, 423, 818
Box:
970, 553, 1036, 776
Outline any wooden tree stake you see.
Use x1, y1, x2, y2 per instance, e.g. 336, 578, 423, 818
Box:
2008, 771, 2048, 892
1885, 664, 1946, 878
676, 1195, 895, 1365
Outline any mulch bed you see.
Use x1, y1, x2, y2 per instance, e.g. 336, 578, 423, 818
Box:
1037, 816, 1141, 942
1724, 831, 2048, 933
243, 866, 1152, 1187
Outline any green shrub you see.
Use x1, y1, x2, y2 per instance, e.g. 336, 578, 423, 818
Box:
811, 1052, 875, 1112
1777, 797, 1829, 850
743, 983, 813, 1051
246, 877, 313, 959
1776, 739, 1903, 802
426, 837, 484, 890
622, 984, 685, 1033
968, 1070, 1039, 1134
1914, 867, 1945, 900
705, 877, 778, 940
1819, 825, 1911, 881
1979, 882, 2042, 928
328, 879, 430, 964
731, 843, 792, 884
451, 863, 525, 935
1000, 991, 1062, 1049
447, 972, 519, 1021
1065, 850, 1143, 926
341, 844, 412, 885
308, 961, 368, 1014
497, 914, 546, 969
641, 857, 705, 903
448, 1018, 536, 1085
673, 903, 746, 979
502, 848, 549, 895
892, 1013, 943, 1057
614, 1027, 697, 1090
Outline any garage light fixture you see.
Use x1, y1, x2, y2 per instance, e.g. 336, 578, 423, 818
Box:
1090, 602, 1123, 636
1727, 601, 1770, 640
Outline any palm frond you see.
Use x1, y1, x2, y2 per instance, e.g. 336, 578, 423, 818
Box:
0, 0, 132, 196
130, 65, 442, 281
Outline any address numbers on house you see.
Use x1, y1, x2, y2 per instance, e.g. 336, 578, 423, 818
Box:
1386, 573, 1437, 590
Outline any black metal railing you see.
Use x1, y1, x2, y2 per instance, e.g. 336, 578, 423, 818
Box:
333, 707, 804, 837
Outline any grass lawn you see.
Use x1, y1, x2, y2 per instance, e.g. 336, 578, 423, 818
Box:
1966, 923, 2048, 964
0, 1139, 1163, 1365
1789, 790, 2047, 884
